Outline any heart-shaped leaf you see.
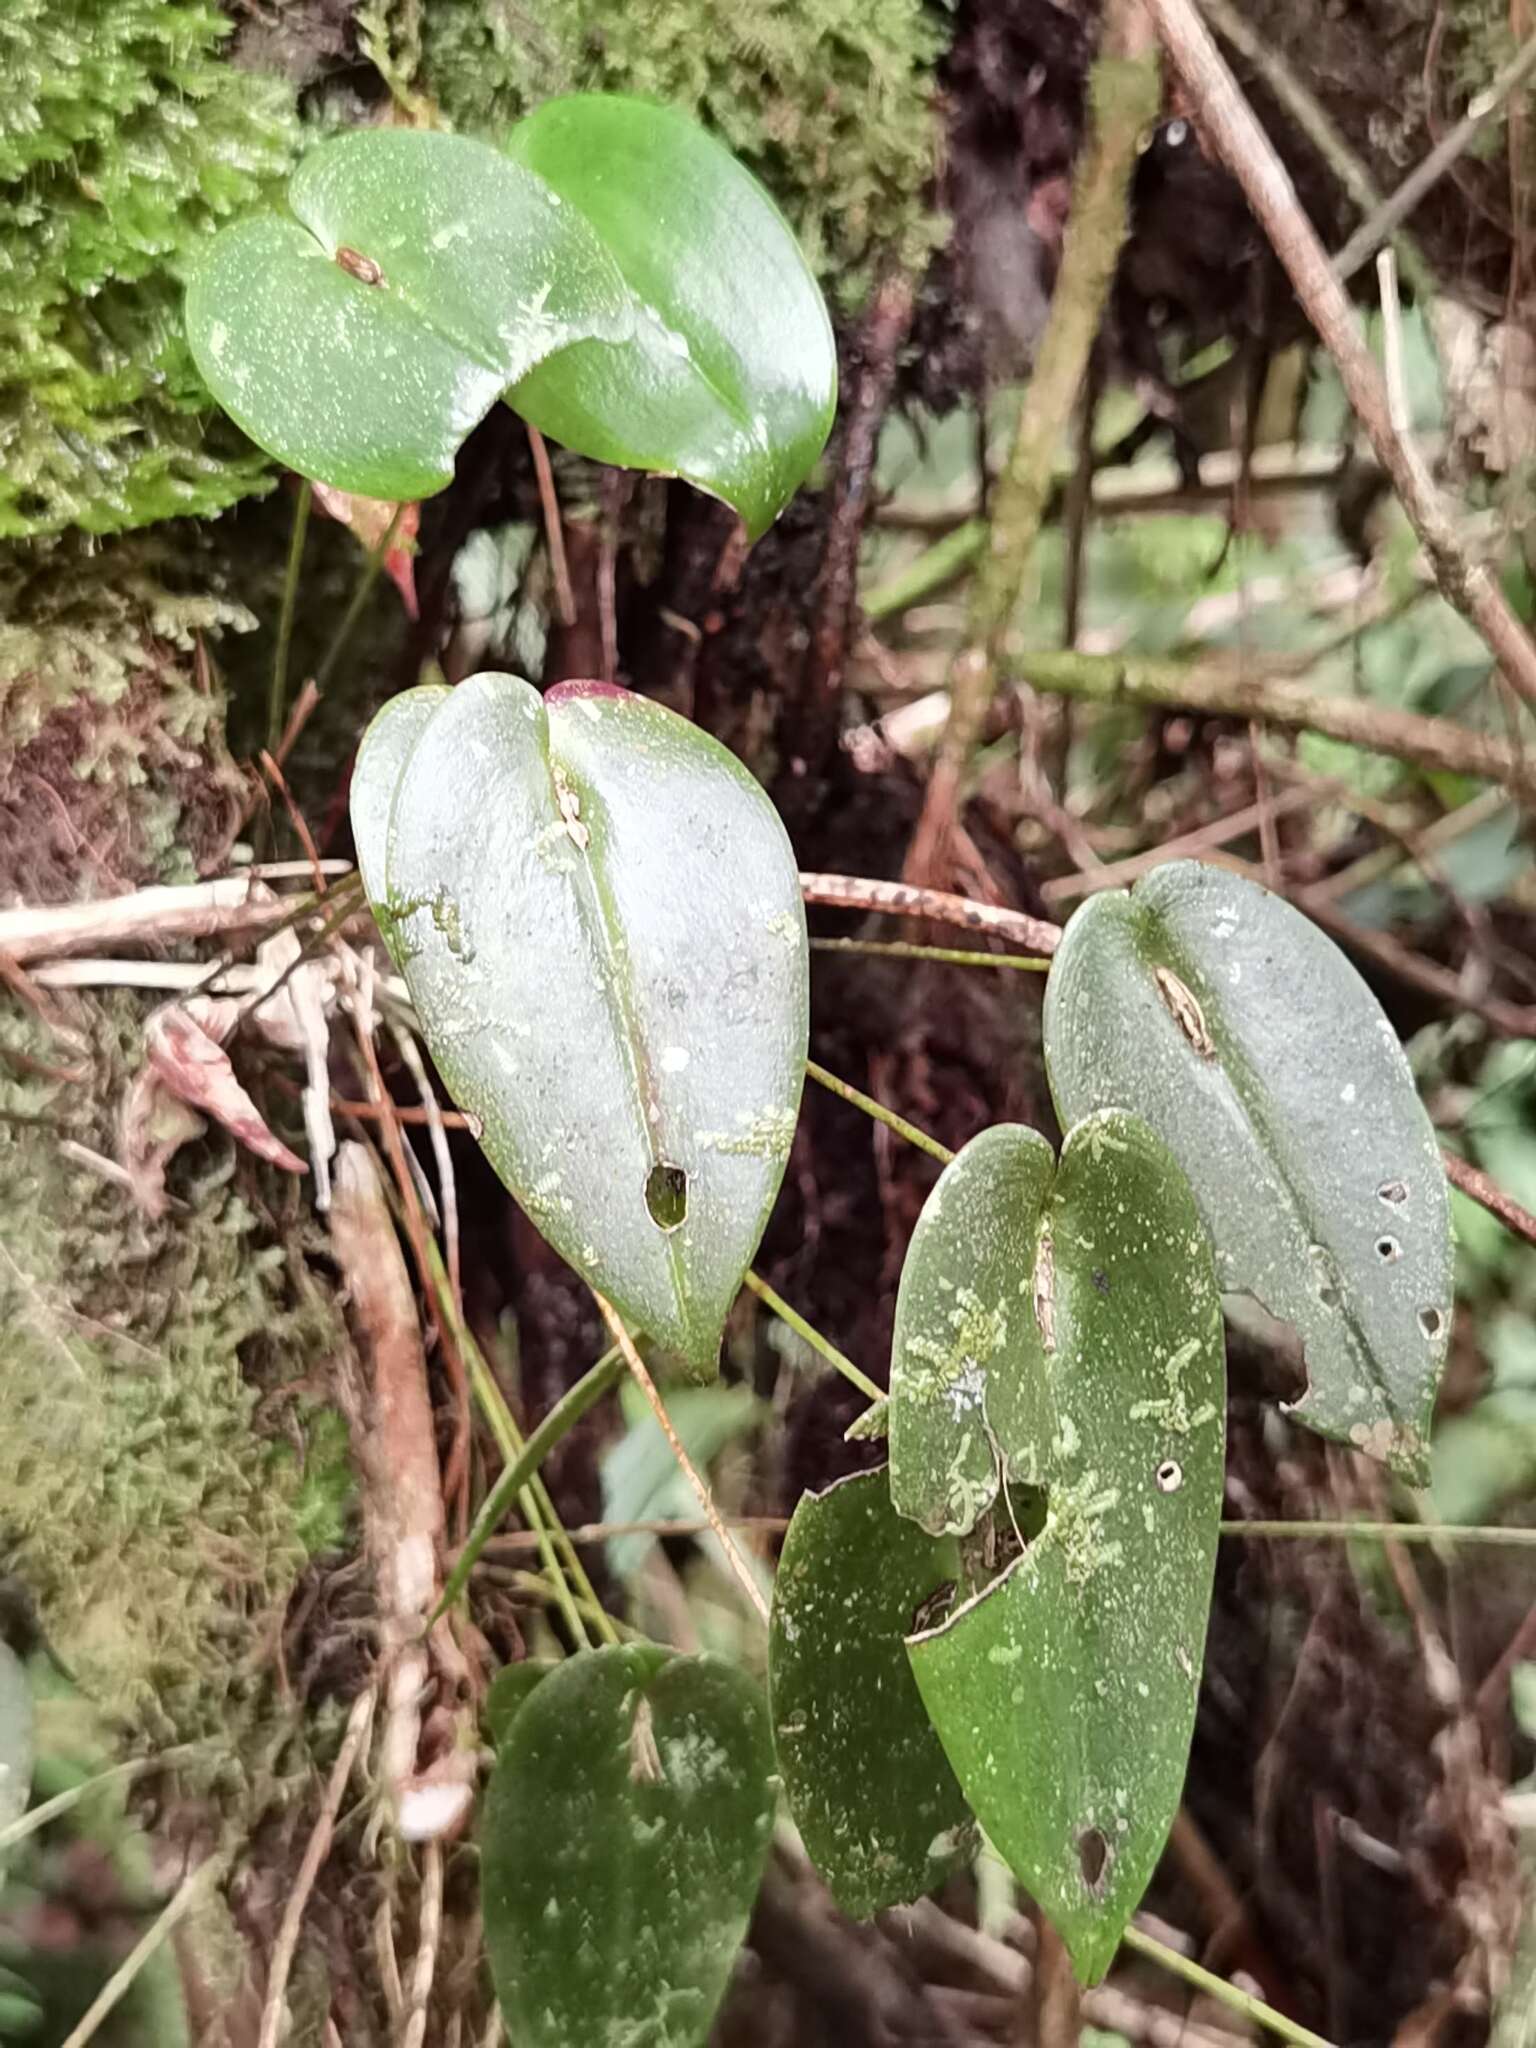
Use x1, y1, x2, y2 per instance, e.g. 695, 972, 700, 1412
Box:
0, 1643, 31, 1841
351, 681, 450, 960
504, 95, 837, 540
482, 1643, 775, 2048
1042, 861, 1451, 1481
187, 103, 836, 533
896, 1112, 1224, 1983
187, 129, 636, 501
770, 1466, 973, 1918
352, 673, 808, 1378
888, 1123, 1057, 1536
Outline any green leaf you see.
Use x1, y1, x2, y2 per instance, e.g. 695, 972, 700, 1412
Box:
904, 1112, 1225, 1985
351, 672, 808, 1379
769, 1466, 973, 1917
484, 1659, 559, 1748
601, 1382, 762, 1578
0, 1642, 32, 1840
503, 95, 837, 539
187, 129, 635, 500
1042, 860, 1451, 1481
350, 682, 450, 963
889, 1122, 1056, 1536
482, 1643, 775, 2048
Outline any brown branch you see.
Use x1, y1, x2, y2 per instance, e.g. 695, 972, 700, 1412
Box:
1143, 0, 1536, 711
905, 0, 1161, 885
802, 272, 915, 740
799, 871, 1062, 954
1442, 1149, 1536, 1247
1008, 646, 1536, 799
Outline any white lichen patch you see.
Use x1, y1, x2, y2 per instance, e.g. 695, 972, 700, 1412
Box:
697, 1105, 798, 1158
1128, 1338, 1218, 1434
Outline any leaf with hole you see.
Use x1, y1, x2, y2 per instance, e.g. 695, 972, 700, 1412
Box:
1042, 860, 1450, 1480
482, 1642, 775, 2048
351, 672, 808, 1379
503, 95, 837, 539
187, 129, 636, 500
898, 1113, 1225, 1983
769, 1466, 973, 1917
0, 1643, 31, 1842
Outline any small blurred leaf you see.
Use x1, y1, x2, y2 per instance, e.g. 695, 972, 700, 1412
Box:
602, 1383, 760, 1578
1044, 861, 1451, 1481
352, 673, 808, 1379
769, 1467, 972, 1917
482, 1643, 775, 2048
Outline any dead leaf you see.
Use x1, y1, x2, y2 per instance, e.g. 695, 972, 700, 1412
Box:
312, 482, 420, 619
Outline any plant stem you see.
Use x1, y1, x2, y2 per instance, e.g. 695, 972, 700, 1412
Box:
1221, 1518, 1536, 1548
805, 1057, 955, 1165
863, 518, 986, 622
1121, 1924, 1337, 2048
437, 1346, 625, 1616
800, 872, 1061, 955
313, 502, 404, 695
1008, 647, 1536, 800
594, 1294, 771, 1625
812, 937, 1050, 972
743, 1270, 884, 1402
268, 478, 313, 756
907, 0, 1160, 879
62, 1851, 230, 2048
0, 1746, 207, 1856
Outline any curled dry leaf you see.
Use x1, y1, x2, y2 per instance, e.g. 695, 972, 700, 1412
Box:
311, 481, 420, 618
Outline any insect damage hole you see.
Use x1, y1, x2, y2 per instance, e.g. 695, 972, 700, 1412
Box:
1078, 1827, 1110, 1892
1378, 1179, 1409, 1207
645, 1162, 688, 1232
1375, 1235, 1402, 1264
1155, 1459, 1182, 1493
1418, 1306, 1445, 1341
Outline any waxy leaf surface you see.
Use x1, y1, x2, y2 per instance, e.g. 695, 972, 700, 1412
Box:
769, 1466, 972, 1917
351, 672, 808, 1378
895, 1113, 1224, 1983
1042, 860, 1451, 1479
481, 1643, 775, 2048
505, 95, 836, 538
187, 129, 633, 500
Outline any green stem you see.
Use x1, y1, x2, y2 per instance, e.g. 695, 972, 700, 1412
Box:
812, 937, 1050, 972
425, 1240, 609, 1648
60, 1853, 230, 2048
743, 1271, 884, 1403
1121, 1925, 1336, 2048
313, 503, 405, 695
437, 1346, 625, 1616
1221, 1518, 1536, 1548
863, 519, 986, 622
268, 478, 313, 756
0, 1746, 206, 1857
805, 1057, 955, 1165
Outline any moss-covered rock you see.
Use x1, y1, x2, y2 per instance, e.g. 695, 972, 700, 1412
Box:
420, 0, 944, 303
0, 0, 298, 539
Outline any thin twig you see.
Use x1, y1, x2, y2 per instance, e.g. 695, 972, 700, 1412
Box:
269, 479, 314, 756
0, 877, 307, 965
257, 1686, 376, 2048
1221, 1519, 1536, 1548
593, 1293, 770, 1623
743, 1270, 884, 1401
1442, 1150, 1536, 1246
528, 425, 576, 629
1143, 0, 1536, 710
799, 872, 1062, 954
1331, 28, 1536, 283
400, 1840, 444, 2048
805, 1057, 956, 1165
1122, 1923, 1336, 2048
60, 1854, 228, 2048
811, 936, 1051, 971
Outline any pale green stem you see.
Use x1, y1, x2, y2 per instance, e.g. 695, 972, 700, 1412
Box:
743, 1270, 884, 1403
0, 1745, 206, 1856
437, 1346, 624, 1617
313, 502, 406, 695
59, 1852, 228, 2048
805, 1058, 955, 1166
1121, 1925, 1337, 2048
1221, 1518, 1536, 1548
268, 478, 313, 755
812, 937, 1050, 972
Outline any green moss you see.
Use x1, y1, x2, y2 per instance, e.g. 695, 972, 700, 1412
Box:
0, 0, 298, 539
0, 529, 255, 901
0, 997, 348, 1746
420, 0, 943, 303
